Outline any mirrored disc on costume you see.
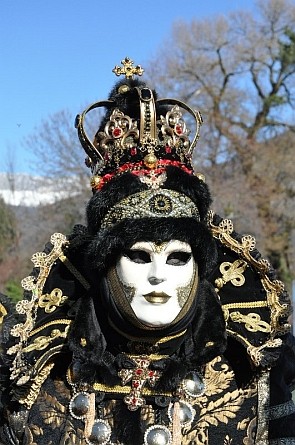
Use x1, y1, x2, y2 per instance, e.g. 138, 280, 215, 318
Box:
182, 371, 205, 397
86, 419, 111, 445
144, 425, 172, 445
69, 392, 90, 419
168, 401, 195, 426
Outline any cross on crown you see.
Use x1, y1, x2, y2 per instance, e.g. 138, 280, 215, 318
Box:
112, 57, 144, 79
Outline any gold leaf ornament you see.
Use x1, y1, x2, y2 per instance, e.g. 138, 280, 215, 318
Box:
199, 388, 246, 428
204, 356, 234, 396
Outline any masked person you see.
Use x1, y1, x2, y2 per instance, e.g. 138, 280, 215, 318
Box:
0, 57, 294, 445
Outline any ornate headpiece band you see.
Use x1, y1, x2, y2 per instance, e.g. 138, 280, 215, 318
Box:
101, 189, 200, 229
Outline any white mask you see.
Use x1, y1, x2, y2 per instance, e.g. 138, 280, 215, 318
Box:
114, 240, 197, 327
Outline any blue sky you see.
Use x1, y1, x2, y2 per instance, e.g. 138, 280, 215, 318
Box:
1, 0, 256, 174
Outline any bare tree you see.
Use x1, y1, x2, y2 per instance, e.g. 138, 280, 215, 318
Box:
24, 108, 93, 194
147, 0, 295, 170
146, 0, 295, 284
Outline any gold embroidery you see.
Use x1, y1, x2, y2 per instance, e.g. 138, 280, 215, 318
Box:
23, 325, 70, 353
38, 288, 68, 313
29, 319, 72, 337
19, 362, 55, 408
223, 301, 268, 310
222, 301, 268, 324
229, 312, 271, 333
8, 233, 69, 383
247, 338, 282, 367
182, 356, 257, 445
203, 356, 234, 396
238, 417, 251, 430
32, 388, 86, 444
208, 212, 290, 365
23, 426, 39, 445
0, 302, 7, 324
215, 259, 247, 291
243, 417, 257, 445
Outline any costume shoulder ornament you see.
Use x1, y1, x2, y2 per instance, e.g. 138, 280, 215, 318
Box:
208, 211, 291, 367
6, 232, 90, 408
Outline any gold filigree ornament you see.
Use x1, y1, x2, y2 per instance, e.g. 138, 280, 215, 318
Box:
229, 312, 271, 333
7, 233, 69, 385
38, 288, 68, 314
215, 259, 248, 292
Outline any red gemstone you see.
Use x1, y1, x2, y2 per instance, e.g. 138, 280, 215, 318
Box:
148, 371, 154, 377
133, 381, 140, 388
175, 125, 183, 135
113, 128, 122, 137
136, 369, 143, 375
131, 147, 137, 155
165, 146, 172, 153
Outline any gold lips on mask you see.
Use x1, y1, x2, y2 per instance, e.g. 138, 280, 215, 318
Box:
143, 292, 172, 304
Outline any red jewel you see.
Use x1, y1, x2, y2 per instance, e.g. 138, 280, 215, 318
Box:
113, 128, 122, 137
175, 124, 183, 135
136, 369, 143, 375
131, 147, 137, 155
148, 371, 154, 377
133, 381, 140, 388
165, 146, 172, 153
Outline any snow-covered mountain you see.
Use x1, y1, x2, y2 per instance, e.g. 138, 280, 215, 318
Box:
0, 173, 82, 207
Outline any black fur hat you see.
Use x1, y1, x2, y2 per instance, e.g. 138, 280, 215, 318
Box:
85, 166, 216, 278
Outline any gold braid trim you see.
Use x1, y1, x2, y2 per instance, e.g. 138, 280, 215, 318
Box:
8, 233, 69, 385
29, 319, 72, 337
19, 362, 55, 409
92, 383, 172, 397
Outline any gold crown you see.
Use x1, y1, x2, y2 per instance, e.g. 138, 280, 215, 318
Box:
75, 57, 203, 190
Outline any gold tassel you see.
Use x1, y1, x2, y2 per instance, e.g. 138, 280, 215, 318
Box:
172, 401, 182, 444
84, 392, 96, 439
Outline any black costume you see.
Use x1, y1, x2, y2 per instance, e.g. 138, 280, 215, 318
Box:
0, 57, 294, 445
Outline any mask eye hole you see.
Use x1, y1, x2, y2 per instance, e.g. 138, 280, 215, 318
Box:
124, 250, 151, 264
166, 252, 192, 266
